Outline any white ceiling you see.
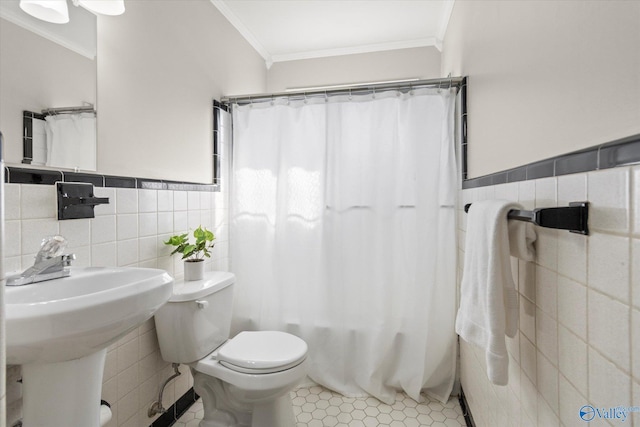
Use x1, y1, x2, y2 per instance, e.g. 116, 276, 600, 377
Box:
211, 0, 455, 67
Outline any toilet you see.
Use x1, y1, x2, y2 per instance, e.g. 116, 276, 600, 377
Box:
154, 271, 308, 427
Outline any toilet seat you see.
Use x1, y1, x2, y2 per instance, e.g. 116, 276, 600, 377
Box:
216, 331, 307, 374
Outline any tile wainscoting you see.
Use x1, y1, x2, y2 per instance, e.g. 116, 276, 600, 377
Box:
4, 182, 229, 427
457, 165, 640, 426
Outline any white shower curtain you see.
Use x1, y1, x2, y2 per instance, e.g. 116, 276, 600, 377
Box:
230, 88, 458, 404
45, 112, 96, 170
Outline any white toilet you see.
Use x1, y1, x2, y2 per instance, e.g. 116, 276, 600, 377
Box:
154, 271, 308, 427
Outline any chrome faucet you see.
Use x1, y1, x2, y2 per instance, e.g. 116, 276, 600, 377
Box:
6, 235, 76, 286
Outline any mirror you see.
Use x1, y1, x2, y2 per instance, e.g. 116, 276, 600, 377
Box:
0, 0, 97, 169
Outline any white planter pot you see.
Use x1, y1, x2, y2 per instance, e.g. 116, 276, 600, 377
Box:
184, 260, 205, 281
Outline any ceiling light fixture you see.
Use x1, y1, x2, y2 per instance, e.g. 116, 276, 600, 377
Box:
19, 0, 124, 24
19, 0, 70, 24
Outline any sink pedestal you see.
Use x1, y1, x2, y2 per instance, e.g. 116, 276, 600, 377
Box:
22, 349, 107, 427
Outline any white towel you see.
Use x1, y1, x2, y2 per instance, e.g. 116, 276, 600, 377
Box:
455, 199, 536, 385
508, 214, 537, 262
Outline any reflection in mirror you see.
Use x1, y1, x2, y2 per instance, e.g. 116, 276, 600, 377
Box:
23, 106, 96, 171
0, 0, 97, 169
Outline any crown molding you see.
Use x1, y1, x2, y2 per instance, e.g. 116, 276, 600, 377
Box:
209, 0, 273, 68
271, 37, 440, 64
436, 0, 455, 49
211, 0, 454, 66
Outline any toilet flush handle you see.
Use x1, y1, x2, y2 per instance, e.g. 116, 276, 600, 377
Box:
195, 300, 209, 309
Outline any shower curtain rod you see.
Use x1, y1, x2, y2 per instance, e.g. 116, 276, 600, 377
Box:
221, 76, 465, 106
42, 105, 96, 116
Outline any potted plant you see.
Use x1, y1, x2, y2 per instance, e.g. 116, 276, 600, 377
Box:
164, 225, 215, 281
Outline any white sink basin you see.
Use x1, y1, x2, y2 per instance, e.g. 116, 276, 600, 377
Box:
6, 266, 173, 365
5, 266, 173, 426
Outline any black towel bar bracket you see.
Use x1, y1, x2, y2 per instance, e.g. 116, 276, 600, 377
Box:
57, 182, 110, 220
464, 201, 589, 235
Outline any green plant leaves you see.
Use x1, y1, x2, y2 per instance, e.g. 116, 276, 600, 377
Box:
164, 233, 188, 246
164, 226, 215, 260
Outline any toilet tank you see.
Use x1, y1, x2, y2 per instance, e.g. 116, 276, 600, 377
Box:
154, 271, 235, 364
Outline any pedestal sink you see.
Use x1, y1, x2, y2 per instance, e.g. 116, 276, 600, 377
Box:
5, 266, 174, 427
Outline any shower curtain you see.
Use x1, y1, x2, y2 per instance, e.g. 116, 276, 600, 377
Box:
45, 112, 96, 170
230, 88, 458, 404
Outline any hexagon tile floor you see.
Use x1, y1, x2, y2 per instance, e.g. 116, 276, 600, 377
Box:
173, 384, 468, 427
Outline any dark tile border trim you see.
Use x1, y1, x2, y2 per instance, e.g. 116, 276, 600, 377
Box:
460, 77, 468, 180
105, 175, 136, 188
462, 133, 640, 189
22, 110, 46, 165
4, 166, 220, 192
150, 388, 200, 427
213, 99, 229, 112
6, 167, 62, 185
213, 99, 228, 185
65, 172, 104, 186
458, 387, 476, 427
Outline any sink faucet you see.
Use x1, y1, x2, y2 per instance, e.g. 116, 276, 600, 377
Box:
6, 235, 76, 286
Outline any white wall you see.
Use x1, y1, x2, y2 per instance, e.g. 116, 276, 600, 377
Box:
97, 0, 267, 183
266, 46, 441, 93
442, 1, 640, 178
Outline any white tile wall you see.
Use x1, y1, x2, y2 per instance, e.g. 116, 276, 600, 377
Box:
3, 180, 230, 427
458, 165, 639, 427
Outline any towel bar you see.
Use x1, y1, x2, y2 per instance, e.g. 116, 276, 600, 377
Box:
464, 201, 589, 235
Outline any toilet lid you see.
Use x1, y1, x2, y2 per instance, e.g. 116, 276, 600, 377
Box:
217, 331, 307, 373
168, 271, 235, 302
